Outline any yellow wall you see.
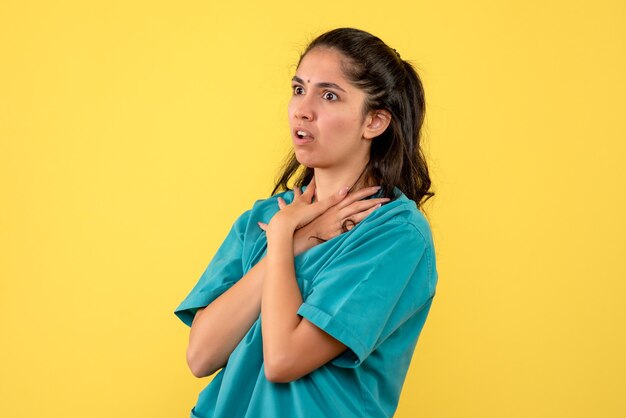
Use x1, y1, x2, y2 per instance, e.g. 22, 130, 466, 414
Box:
1, 1, 624, 417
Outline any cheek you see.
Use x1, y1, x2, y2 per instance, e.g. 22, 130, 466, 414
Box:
327, 113, 361, 135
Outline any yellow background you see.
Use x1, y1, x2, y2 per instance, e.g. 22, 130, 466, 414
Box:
1, 0, 624, 417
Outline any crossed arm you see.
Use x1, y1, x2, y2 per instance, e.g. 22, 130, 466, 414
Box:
186, 182, 388, 381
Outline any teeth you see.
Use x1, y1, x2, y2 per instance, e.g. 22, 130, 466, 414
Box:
297, 130, 308, 137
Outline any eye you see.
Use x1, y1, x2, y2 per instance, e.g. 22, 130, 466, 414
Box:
293, 85, 305, 95
322, 91, 338, 101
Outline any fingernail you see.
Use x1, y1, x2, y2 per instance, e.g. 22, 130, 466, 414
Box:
373, 186, 381, 190
375, 203, 382, 208
339, 186, 349, 196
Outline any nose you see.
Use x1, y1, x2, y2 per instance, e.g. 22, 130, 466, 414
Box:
292, 95, 315, 121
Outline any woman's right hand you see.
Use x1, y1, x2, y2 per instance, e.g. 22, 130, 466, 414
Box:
290, 185, 390, 255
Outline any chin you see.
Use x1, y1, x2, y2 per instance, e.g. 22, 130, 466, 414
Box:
295, 158, 331, 170
294, 152, 320, 169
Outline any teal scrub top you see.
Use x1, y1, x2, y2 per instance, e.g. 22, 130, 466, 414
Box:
175, 188, 438, 418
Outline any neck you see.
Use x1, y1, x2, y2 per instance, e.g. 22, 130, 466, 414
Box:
312, 161, 372, 202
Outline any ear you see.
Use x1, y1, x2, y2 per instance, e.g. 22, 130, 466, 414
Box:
363, 109, 392, 140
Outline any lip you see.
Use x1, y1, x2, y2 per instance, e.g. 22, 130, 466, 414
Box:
292, 127, 315, 145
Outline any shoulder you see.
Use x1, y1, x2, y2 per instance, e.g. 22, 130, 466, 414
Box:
353, 188, 438, 295
356, 188, 434, 247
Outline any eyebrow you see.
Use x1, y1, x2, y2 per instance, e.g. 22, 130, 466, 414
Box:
292, 76, 347, 93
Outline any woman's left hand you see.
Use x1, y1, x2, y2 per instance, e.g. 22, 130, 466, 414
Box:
266, 177, 348, 235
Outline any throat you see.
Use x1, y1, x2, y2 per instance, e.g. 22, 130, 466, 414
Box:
312, 164, 371, 201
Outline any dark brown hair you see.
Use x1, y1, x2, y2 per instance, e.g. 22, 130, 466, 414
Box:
272, 27, 434, 208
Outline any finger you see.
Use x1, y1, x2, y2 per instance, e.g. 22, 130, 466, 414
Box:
346, 202, 382, 225
295, 185, 349, 228
293, 186, 302, 197
340, 198, 390, 216
338, 185, 383, 209
257, 221, 268, 231
302, 177, 316, 202
277, 197, 287, 209
342, 217, 357, 231
309, 185, 349, 215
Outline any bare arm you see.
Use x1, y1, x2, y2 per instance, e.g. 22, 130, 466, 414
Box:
186, 257, 265, 377
263, 224, 348, 383
261, 181, 388, 382
185, 231, 320, 378
186, 185, 387, 379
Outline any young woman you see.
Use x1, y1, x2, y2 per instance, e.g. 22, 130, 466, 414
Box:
175, 27, 438, 418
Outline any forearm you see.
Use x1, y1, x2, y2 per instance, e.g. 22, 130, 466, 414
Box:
187, 225, 317, 379
258, 184, 367, 382
187, 258, 265, 377
261, 227, 304, 378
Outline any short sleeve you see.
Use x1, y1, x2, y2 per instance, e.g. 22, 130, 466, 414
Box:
174, 210, 251, 327
296, 220, 434, 367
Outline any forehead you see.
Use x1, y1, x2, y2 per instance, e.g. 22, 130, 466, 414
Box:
296, 47, 350, 84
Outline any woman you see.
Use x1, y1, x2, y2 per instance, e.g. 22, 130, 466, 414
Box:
175, 27, 438, 418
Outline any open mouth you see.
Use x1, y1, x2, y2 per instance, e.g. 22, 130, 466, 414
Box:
295, 129, 314, 140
